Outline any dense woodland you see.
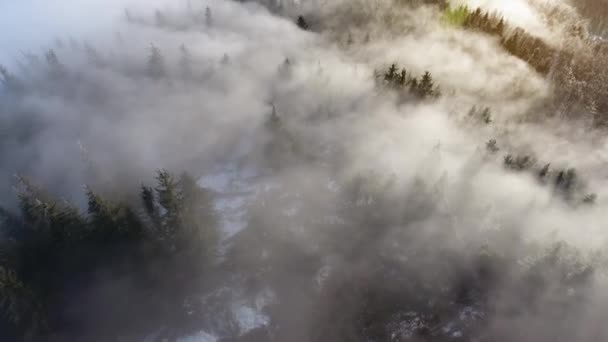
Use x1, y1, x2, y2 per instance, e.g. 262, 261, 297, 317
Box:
1, 0, 608, 341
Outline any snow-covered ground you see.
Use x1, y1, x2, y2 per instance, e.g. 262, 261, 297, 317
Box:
198, 163, 260, 241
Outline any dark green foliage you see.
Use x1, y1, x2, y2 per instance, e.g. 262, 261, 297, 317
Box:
468, 106, 493, 124
378, 63, 441, 99
450, 5, 559, 76
463, 7, 506, 36
0, 171, 218, 339
416, 71, 440, 98
141, 185, 157, 219
504, 154, 536, 171
503, 153, 596, 204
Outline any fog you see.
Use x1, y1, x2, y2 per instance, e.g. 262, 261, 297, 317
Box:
1, 0, 608, 340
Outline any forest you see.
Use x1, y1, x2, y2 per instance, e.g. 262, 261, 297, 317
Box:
1, 0, 608, 341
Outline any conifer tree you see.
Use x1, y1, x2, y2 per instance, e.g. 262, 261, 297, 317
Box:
297, 16, 309, 30
397, 69, 408, 86
179, 44, 192, 78
220, 53, 230, 65
418, 71, 434, 97
45, 50, 60, 68
384, 63, 398, 82
346, 33, 354, 46
141, 185, 157, 220
84, 43, 105, 68
45, 49, 64, 78
495, 18, 505, 36
154, 170, 180, 242
409, 77, 419, 95
124, 9, 133, 23
147, 44, 166, 80
155, 9, 167, 27
278, 58, 292, 78
0, 65, 22, 92
205, 6, 213, 27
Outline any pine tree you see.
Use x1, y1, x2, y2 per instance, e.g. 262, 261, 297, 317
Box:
177, 173, 218, 258
297, 16, 309, 30
496, 18, 505, 36
220, 53, 230, 65
409, 77, 419, 95
45, 50, 59, 68
155, 170, 180, 240
384, 63, 398, 83
45, 49, 64, 78
480, 107, 492, 124
278, 58, 292, 78
147, 44, 166, 80
84, 43, 105, 67
346, 33, 354, 46
398, 69, 408, 86
418, 71, 435, 98
179, 44, 192, 78
538, 163, 551, 182
205, 6, 213, 27
0, 65, 22, 92
486, 139, 499, 153
141, 185, 157, 219
124, 9, 133, 23
155, 9, 167, 27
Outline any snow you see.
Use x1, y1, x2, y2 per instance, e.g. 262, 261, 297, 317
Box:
198, 164, 260, 240
177, 330, 218, 342
231, 305, 270, 335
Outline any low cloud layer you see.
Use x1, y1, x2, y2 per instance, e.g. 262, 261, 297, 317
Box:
1, 0, 608, 340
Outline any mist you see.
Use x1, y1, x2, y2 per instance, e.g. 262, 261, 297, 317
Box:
1, 0, 608, 341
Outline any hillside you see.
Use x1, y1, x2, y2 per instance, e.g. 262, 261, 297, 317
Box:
1, 0, 608, 341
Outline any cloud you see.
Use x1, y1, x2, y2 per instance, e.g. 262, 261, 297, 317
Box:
1, 0, 608, 340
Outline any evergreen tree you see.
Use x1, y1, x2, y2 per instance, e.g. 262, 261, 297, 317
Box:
297, 16, 309, 30
179, 44, 192, 78
155, 9, 167, 27
45, 49, 60, 68
346, 33, 354, 46
0, 65, 22, 92
495, 18, 505, 36
398, 69, 408, 86
278, 58, 292, 78
141, 185, 157, 220
418, 71, 438, 98
220, 53, 230, 65
409, 77, 419, 95
147, 44, 166, 80
486, 139, 499, 153
384, 63, 398, 83
205, 6, 213, 27
124, 9, 133, 23
45, 49, 64, 78
84, 43, 105, 68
